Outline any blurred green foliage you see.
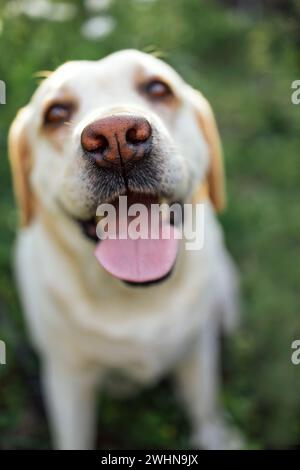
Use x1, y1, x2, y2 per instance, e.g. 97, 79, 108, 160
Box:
0, 0, 300, 449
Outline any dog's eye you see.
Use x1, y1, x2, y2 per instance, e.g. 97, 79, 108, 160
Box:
143, 80, 173, 100
44, 103, 72, 126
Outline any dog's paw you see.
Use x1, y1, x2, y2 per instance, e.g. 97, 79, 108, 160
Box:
191, 417, 244, 450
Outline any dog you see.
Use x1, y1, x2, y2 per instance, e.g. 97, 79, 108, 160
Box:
9, 50, 241, 450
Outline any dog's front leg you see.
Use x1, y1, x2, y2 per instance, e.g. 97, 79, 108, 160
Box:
42, 358, 100, 450
174, 313, 242, 450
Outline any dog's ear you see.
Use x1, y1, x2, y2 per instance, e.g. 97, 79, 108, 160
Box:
8, 107, 35, 226
189, 88, 226, 212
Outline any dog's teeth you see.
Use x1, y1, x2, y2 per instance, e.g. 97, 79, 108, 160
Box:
95, 215, 103, 224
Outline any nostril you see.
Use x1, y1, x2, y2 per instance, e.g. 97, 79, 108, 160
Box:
82, 131, 109, 153
92, 134, 109, 153
126, 121, 152, 145
126, 127, 141, 144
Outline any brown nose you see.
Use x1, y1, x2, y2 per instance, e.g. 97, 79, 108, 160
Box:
81, 114, 152, 169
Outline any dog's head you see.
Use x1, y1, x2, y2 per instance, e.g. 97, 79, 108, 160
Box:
9, 49, 225, 286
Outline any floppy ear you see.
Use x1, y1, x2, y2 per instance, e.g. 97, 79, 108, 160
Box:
8, 107, 35, 226
189, 88, 226, 212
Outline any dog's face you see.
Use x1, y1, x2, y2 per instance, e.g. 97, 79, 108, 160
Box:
9, 50, 225, 285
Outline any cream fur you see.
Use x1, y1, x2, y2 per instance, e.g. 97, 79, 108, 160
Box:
10, 50, 241, 450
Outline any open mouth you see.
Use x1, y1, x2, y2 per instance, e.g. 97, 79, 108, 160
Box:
76, 191, 180, 286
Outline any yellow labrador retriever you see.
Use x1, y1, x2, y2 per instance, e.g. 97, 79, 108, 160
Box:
9, 50, 240, 449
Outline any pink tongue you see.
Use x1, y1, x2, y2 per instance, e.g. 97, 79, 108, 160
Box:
94, 197, 179, 283
95, 226, 179, 283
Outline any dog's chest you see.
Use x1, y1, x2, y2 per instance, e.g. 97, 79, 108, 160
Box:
17, 223, 216, 383
50, 286, 209, 383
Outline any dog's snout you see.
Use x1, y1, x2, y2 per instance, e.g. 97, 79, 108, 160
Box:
81, 115, 152, 169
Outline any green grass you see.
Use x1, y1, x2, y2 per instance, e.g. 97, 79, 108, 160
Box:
0, 0, 300, 449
